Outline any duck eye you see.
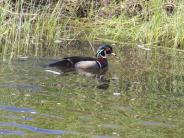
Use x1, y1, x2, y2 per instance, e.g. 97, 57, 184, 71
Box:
106, 48, 112, 54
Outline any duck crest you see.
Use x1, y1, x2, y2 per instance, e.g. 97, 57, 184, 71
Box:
96, 58, 108, 69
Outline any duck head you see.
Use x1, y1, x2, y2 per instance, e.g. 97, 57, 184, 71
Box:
96, 44, 116, 58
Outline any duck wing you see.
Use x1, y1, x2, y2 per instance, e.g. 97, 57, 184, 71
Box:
48, 56, 96, 68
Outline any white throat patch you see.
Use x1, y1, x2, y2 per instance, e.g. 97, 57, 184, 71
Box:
97, 49, 107, 58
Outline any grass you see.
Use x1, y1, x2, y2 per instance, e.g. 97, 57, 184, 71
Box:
0, 0, 184, 60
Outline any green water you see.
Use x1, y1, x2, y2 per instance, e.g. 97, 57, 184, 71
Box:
0, 46, 184, 138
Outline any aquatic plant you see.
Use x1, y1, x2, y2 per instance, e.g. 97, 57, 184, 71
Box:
0, 0, 184, 60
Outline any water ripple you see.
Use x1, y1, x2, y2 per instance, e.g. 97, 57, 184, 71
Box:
0, 115, 33, 121
0, 122, 78, 135
0, 106, 37, 114
142, 121, 175, 128
0, 83, 40, 92
0, 130, 24, 135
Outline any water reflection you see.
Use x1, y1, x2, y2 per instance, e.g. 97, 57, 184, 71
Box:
45, 67, 111, 90
0, 130, 24, 135
0, 106, 37, 114
0, 47, 184, 137
0, 122, 78, 135
0, 115, 33, 121
142, 121, 175, 128
92, 135, 119, 138
0, 83, 40, 92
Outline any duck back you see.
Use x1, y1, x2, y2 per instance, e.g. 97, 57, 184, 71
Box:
48, 56, 96, 68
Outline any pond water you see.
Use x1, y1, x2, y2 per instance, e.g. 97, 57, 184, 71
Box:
0, 46, 184, 138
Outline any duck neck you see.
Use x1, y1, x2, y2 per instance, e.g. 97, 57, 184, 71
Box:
96, 57, 108, 69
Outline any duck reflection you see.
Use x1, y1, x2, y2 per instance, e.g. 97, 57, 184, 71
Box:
76, 67, 110, 90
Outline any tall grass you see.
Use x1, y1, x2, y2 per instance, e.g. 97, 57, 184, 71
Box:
0, 0, 184, 60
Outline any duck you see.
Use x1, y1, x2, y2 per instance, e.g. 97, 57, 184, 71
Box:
47, 44, 116, 74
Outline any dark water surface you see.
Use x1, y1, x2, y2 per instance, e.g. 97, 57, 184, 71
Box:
0, 47, 184, 138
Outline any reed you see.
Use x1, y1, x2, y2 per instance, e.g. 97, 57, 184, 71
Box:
0, 0, 184, 60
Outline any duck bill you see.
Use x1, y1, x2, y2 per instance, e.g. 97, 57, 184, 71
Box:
111, 52, 116, 56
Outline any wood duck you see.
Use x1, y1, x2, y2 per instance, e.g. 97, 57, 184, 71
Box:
47, 44, 116, 74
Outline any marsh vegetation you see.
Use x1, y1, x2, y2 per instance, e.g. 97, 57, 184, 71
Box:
0, 0, 184, 59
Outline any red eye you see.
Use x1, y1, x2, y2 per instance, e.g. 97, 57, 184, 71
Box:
106, 48, 112, 54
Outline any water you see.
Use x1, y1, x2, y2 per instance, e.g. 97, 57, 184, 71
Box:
0, 46, 184, 138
